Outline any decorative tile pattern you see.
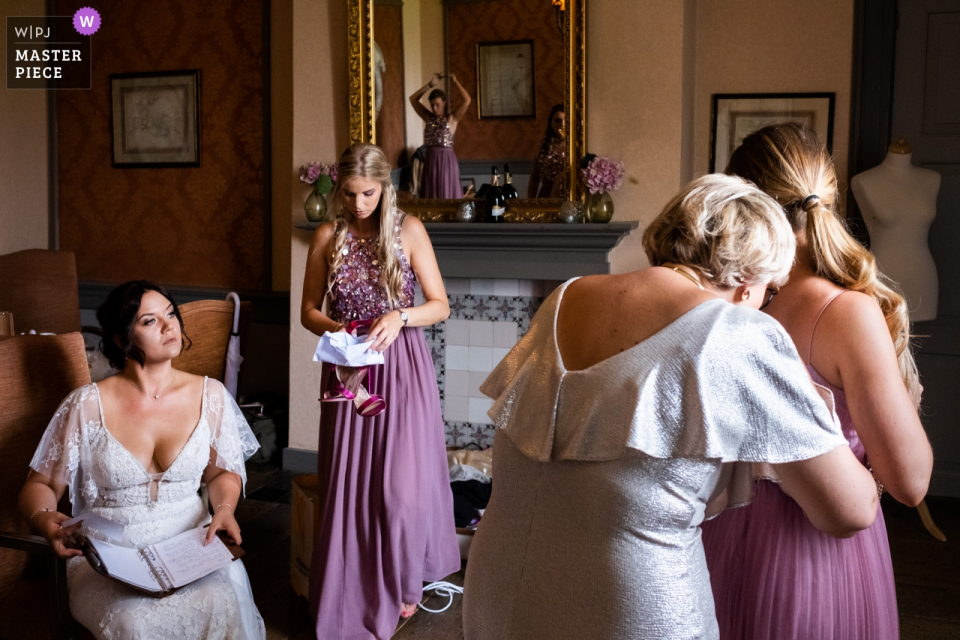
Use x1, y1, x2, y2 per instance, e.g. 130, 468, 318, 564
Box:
435, 282, 546, 446
444, 421, 498, 449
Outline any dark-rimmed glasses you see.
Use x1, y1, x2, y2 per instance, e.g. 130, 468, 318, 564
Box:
760, 287, 779, 310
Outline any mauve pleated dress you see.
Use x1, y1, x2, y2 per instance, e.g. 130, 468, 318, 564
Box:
309, 227, 460, 640
701, 366, 899, 640
420, 116, 462, 199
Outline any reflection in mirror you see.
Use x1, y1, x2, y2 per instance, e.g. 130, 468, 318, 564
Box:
372, 0, 566, 203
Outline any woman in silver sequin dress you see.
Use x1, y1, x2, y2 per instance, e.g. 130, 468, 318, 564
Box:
462, 174, 881, 640
410, 72, 471, 199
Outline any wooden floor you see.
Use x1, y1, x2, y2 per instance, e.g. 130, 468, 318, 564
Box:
241, 462, 959, 639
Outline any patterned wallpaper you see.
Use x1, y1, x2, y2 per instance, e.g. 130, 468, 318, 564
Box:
446, 0, 565, 161
55, 0, 266, 290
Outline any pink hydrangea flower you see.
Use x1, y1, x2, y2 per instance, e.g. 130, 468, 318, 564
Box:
580, 157, 625, 194
299, 162, 322, 185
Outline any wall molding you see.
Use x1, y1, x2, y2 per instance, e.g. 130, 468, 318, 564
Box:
78, 282, 290, 325
283, 447, 318, 473
848, 0, 898, 245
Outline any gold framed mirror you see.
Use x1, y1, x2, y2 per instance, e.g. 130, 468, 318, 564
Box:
347, 0, 586, 221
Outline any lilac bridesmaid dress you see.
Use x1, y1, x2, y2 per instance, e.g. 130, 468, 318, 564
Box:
420, 116, 462, 199
309, 219, 461, 640
701, 292, 899, 640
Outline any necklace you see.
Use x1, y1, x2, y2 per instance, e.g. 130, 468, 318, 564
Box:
122, 370, 177, 400
669, 266, 705, 290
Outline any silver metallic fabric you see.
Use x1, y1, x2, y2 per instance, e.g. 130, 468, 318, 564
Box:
463, 279, 847, 640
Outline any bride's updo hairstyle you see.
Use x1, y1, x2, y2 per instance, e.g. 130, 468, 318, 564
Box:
97, 280, 191, 370
726, 123, 919, 401
326, 143, 406, 307
643, 173, 796, 288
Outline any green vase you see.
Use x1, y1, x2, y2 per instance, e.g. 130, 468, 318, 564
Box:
585, 190, 614, 223
304, 190, 327, 222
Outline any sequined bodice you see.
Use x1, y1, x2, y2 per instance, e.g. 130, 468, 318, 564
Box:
536, 137, 565, 182
424, 116, 454, 147
328, 224, 416, 324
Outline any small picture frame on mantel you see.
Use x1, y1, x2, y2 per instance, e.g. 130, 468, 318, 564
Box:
110, 70, 201, 167
710, 92, 835, 172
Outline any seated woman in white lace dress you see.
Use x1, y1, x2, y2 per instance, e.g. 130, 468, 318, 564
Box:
18, 281, 265, 640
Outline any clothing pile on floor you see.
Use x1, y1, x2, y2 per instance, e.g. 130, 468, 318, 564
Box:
448, 447, 493, 528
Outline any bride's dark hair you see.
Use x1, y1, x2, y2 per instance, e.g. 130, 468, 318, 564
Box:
97, 280, 191, 370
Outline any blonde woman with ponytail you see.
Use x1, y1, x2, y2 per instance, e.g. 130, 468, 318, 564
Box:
301, 143, 459, 639
702, 123, 933, 640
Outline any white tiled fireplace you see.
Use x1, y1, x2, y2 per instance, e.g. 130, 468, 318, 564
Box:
420, 278, 562, 448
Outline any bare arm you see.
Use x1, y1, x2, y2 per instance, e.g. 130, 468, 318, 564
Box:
448, 73, 472, 125
813, 292, 932, 506
774, 444, 879, 538
409, 73, 441, 121
301, 222, 346, 337
366, 216, 449, 351
19, 471, 83, 558
202, 462, 243, 545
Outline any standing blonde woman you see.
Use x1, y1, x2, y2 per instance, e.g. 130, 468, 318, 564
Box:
463, 174, 880, 640
301, 143, 460, 639
701, 123, 933, 640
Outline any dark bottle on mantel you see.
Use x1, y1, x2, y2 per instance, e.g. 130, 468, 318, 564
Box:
502, 164, 519, 200
485, 166, 505, 223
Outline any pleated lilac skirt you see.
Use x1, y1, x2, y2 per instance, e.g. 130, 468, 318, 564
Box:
309, 327, 461, 640
421, 146, 462, 199
701, 479, 899, 640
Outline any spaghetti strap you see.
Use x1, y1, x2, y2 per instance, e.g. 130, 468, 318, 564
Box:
808, 289, 847, 363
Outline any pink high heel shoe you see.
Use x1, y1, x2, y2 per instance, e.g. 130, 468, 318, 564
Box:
320, 319, 386, 417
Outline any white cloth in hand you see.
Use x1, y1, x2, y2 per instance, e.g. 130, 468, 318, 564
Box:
313, 331, 385, 366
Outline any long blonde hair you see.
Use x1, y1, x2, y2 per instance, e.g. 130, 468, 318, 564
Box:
326, 143, 406, 306
727, 123, 920, 400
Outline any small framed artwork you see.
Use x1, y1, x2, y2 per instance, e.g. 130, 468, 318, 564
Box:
710, 93, 835, 172
476, 40, 536, 119
110, 70, 201, 167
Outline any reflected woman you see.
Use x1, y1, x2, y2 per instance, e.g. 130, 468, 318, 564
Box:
528, 104, 565, 198
410, 72, 471, 199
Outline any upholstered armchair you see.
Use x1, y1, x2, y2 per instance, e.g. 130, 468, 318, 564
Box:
0, 333, 91, 639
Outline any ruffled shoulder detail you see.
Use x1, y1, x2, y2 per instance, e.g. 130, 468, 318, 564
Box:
482, 280, 847, 465
30, 384, 101, 514
203, 378, 260, 494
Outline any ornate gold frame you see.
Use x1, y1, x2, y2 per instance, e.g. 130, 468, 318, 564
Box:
346, 0, 586, 219
347, 0, 375, 144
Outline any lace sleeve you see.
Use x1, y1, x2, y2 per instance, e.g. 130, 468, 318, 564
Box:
204, 379, 260, 494
30, 385, 98, 513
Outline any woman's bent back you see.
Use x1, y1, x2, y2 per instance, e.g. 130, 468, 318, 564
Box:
462, 175, 879, 640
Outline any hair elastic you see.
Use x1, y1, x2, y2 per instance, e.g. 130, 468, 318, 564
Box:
800, 194, 820, 208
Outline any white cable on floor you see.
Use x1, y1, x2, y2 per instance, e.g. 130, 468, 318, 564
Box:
417, 581, 464, 613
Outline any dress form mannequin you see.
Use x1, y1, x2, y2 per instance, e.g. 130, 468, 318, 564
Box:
851, 139, 941, 321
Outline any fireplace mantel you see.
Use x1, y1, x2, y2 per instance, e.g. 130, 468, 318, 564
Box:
293, 221, 638, 280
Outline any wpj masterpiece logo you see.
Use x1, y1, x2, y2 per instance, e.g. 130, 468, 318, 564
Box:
6, 7, 100, 89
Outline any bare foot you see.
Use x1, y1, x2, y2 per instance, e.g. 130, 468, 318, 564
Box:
400, 602, 418, 619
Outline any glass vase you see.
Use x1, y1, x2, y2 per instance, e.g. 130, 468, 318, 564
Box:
585, 190, 614, 223
304, 190, 327, 222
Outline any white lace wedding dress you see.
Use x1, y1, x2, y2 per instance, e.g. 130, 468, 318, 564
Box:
30, 378, 266, 640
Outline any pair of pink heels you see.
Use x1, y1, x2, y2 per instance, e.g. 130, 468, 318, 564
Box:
320, 320, 387, 418
322, 364, 386, 417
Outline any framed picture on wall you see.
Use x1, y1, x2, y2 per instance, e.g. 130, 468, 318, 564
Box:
710, 93, 835, 172
476, 40, 536, 119
110, 70, 201, 167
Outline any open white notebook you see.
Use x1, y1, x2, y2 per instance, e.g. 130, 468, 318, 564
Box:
77, 525, 243, 597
